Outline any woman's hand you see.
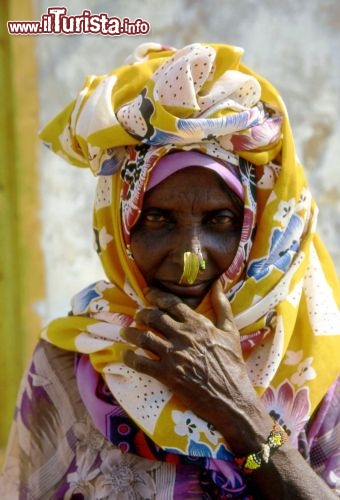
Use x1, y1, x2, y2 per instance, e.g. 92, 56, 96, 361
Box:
122, 280, 270, 452
122, 282, 337, 498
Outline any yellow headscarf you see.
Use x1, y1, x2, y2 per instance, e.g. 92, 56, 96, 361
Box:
40, 43, 340, 457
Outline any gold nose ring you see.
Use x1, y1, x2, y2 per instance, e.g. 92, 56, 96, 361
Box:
179, 236, 206, 285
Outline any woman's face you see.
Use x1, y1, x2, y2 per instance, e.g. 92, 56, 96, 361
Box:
130, 167, 243, 308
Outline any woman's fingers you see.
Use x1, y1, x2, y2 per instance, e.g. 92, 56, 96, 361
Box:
211, 280, 236, 331
135, 288, 199, 340
121, 326, 171, 356
135, 306, 180, 337
144, 288, 195, 322
123, 349, 160, 378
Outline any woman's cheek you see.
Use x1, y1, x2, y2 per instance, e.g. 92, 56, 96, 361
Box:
211, 232, 241, 271
131, 229, 167, 273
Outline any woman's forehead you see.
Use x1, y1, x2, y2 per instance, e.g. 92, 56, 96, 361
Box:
143, 167, 240, 209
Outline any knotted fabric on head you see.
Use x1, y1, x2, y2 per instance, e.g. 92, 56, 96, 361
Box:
40, 42, 282, 175
40, 43, 340, 467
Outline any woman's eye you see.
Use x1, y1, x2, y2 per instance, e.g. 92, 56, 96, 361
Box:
146, 214, 165, 222
143, 210, 171, 224
206, 211, 235, 225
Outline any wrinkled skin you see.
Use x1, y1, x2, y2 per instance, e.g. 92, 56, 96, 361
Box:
126, 166, 264, 451
130, 167, 243, 308
124, 166, 336, 499
123, 282, 267, 455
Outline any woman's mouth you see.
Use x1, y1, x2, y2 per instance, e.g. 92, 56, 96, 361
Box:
156, 279, 212, 297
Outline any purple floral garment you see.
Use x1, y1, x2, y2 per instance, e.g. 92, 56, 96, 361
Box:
0, 340, 339, 499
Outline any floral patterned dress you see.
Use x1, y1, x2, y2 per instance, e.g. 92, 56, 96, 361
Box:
1, 340, 339, 499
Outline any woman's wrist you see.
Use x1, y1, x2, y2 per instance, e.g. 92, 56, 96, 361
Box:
235, 420, 288, 473
211, 395, 336, 499
207, 386, 275, 456
250, 443, 338, 499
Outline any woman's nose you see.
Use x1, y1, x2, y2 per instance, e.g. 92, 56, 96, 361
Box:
173, 226, 206, 261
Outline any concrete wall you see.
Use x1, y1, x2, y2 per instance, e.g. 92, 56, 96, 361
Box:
34, 0, 340, 321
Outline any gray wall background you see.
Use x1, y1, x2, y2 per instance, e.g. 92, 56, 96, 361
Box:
34, 0, 340, 322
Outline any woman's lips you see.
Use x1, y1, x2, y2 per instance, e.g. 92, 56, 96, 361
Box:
156, 279, 212, 297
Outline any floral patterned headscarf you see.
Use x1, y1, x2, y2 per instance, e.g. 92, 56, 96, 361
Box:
40, 43, 340, 460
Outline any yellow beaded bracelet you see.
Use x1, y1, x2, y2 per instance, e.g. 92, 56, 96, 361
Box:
236, 421, 288, 474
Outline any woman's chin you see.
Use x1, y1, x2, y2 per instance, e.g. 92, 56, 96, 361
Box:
178, 295, 204, 308
155, 279, 212, 308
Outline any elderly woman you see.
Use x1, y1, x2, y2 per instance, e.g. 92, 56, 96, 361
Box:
1, 43, 339, 499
